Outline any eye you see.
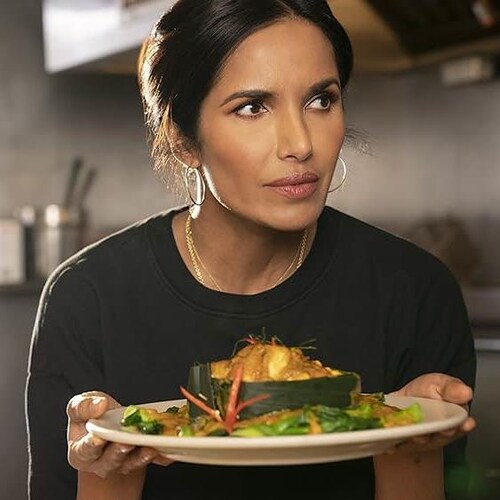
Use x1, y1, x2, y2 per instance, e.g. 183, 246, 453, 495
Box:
235, 100, 267, 118
307, 92, 338, 111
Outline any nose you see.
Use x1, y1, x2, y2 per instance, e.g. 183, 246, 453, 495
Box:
276, 110, 313, 162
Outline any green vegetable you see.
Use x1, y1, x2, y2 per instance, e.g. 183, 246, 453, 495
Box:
315, 406, 382, 432
230, 405, 384, 437
381, 403, 423, 426
121, 398, 423, 437
136, 420, 163, 434
121, 405, 164, 435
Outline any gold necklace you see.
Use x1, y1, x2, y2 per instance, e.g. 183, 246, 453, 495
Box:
185, 214, 308, 292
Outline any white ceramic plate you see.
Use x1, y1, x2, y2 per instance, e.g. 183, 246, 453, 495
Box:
86, 395, 467, 466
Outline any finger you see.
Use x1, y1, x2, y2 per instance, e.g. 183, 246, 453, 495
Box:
88, 442, 136, 478
438, 379, 473, 405
427, 432, 462, 448
459, 416, 477, 433
440, 428, 458, 439
80, 391, 122, 409
394, 427, 469, 455
152, 455, 174, 467
67, 394, 109, 424
69, 432, 108, 468
410, 435, 431, 445
119, 447, 161, 475
433, 419, 476, 446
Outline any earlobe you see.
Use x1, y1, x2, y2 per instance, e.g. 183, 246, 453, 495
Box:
160, 112, 201, 169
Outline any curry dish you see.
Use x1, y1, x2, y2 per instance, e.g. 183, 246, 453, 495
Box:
121, 338, 422, 437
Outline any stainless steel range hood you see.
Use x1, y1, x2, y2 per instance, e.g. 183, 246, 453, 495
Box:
42, 0, 176, 74
42, 0, 500, 75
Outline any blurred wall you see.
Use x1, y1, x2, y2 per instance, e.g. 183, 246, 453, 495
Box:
335, 70, 500, 284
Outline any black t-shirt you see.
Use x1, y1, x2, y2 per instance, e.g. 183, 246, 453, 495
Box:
26, 206, 476, 500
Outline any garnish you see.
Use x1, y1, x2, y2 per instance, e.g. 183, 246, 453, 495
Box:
180, 364, 270, 433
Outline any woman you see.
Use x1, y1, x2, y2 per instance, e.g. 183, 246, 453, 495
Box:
26, 0, 476, 499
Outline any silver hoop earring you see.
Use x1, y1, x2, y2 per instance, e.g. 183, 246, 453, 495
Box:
183, 166, 206, 218
328, 156, 347, 193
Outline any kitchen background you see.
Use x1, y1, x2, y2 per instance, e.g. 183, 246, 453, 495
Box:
1, 0, 500, 499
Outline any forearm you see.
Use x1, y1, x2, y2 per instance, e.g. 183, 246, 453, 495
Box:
374, 449, 444, 500
77, 469, 146, 500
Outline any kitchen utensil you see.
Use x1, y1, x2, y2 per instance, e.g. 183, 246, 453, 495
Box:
62, 156, 84, 207
73, 167, 97, 207
34, 204, 86, 278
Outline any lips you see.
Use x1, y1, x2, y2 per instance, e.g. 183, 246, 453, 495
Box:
266, 172, 319, 187
265, 172, 319, 200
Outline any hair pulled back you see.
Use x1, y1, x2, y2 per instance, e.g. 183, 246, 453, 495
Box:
138, 0, 353, 187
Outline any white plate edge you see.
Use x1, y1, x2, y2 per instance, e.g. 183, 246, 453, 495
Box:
86, 395, 468, 450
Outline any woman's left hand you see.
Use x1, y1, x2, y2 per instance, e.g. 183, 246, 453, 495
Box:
386, 373, 477, 454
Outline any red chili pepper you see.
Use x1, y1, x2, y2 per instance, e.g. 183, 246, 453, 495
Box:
235, 393, 270, 415
223, 364, 271, 433
223, 364, 244, 432
179, 386, 223, 423
180, 363, 270, 434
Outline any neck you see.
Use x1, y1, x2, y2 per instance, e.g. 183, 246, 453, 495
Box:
175, 204, 316, 295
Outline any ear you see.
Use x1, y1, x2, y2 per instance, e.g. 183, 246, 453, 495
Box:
161, 114, 201, 168
180, 143, 202, 169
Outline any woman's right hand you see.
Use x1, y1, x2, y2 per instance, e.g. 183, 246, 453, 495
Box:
66, 391, 172, 478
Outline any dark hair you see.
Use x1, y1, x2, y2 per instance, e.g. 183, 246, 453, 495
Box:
138, 0, 354, 187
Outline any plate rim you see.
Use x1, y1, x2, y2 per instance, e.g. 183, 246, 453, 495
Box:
86, 394, 468, 450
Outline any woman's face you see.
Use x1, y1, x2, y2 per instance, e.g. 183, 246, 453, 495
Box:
196, 18, 345, 231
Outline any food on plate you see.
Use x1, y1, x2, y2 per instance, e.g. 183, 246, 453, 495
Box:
120, 337, 423, 437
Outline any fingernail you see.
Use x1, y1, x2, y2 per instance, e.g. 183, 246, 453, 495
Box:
154, 456, 172, 466
119, 445, 134, 454
90, 434, 105, 446
141, 452, 156, 464
92, 397, 106, 406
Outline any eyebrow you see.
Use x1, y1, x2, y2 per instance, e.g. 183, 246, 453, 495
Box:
220, 77, 341, 107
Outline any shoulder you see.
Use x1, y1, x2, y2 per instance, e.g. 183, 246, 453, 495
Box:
41, 208, 179, 300
323, 206, 458, 289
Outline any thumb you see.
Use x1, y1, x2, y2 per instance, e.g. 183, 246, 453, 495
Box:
438, 378, 473, 405
66, 394, 109, 424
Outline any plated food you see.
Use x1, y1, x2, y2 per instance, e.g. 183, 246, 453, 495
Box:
120, 337, 423, 437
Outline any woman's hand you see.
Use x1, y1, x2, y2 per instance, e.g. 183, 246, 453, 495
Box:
66, 391, 173, 478
387, 373, 477, 454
